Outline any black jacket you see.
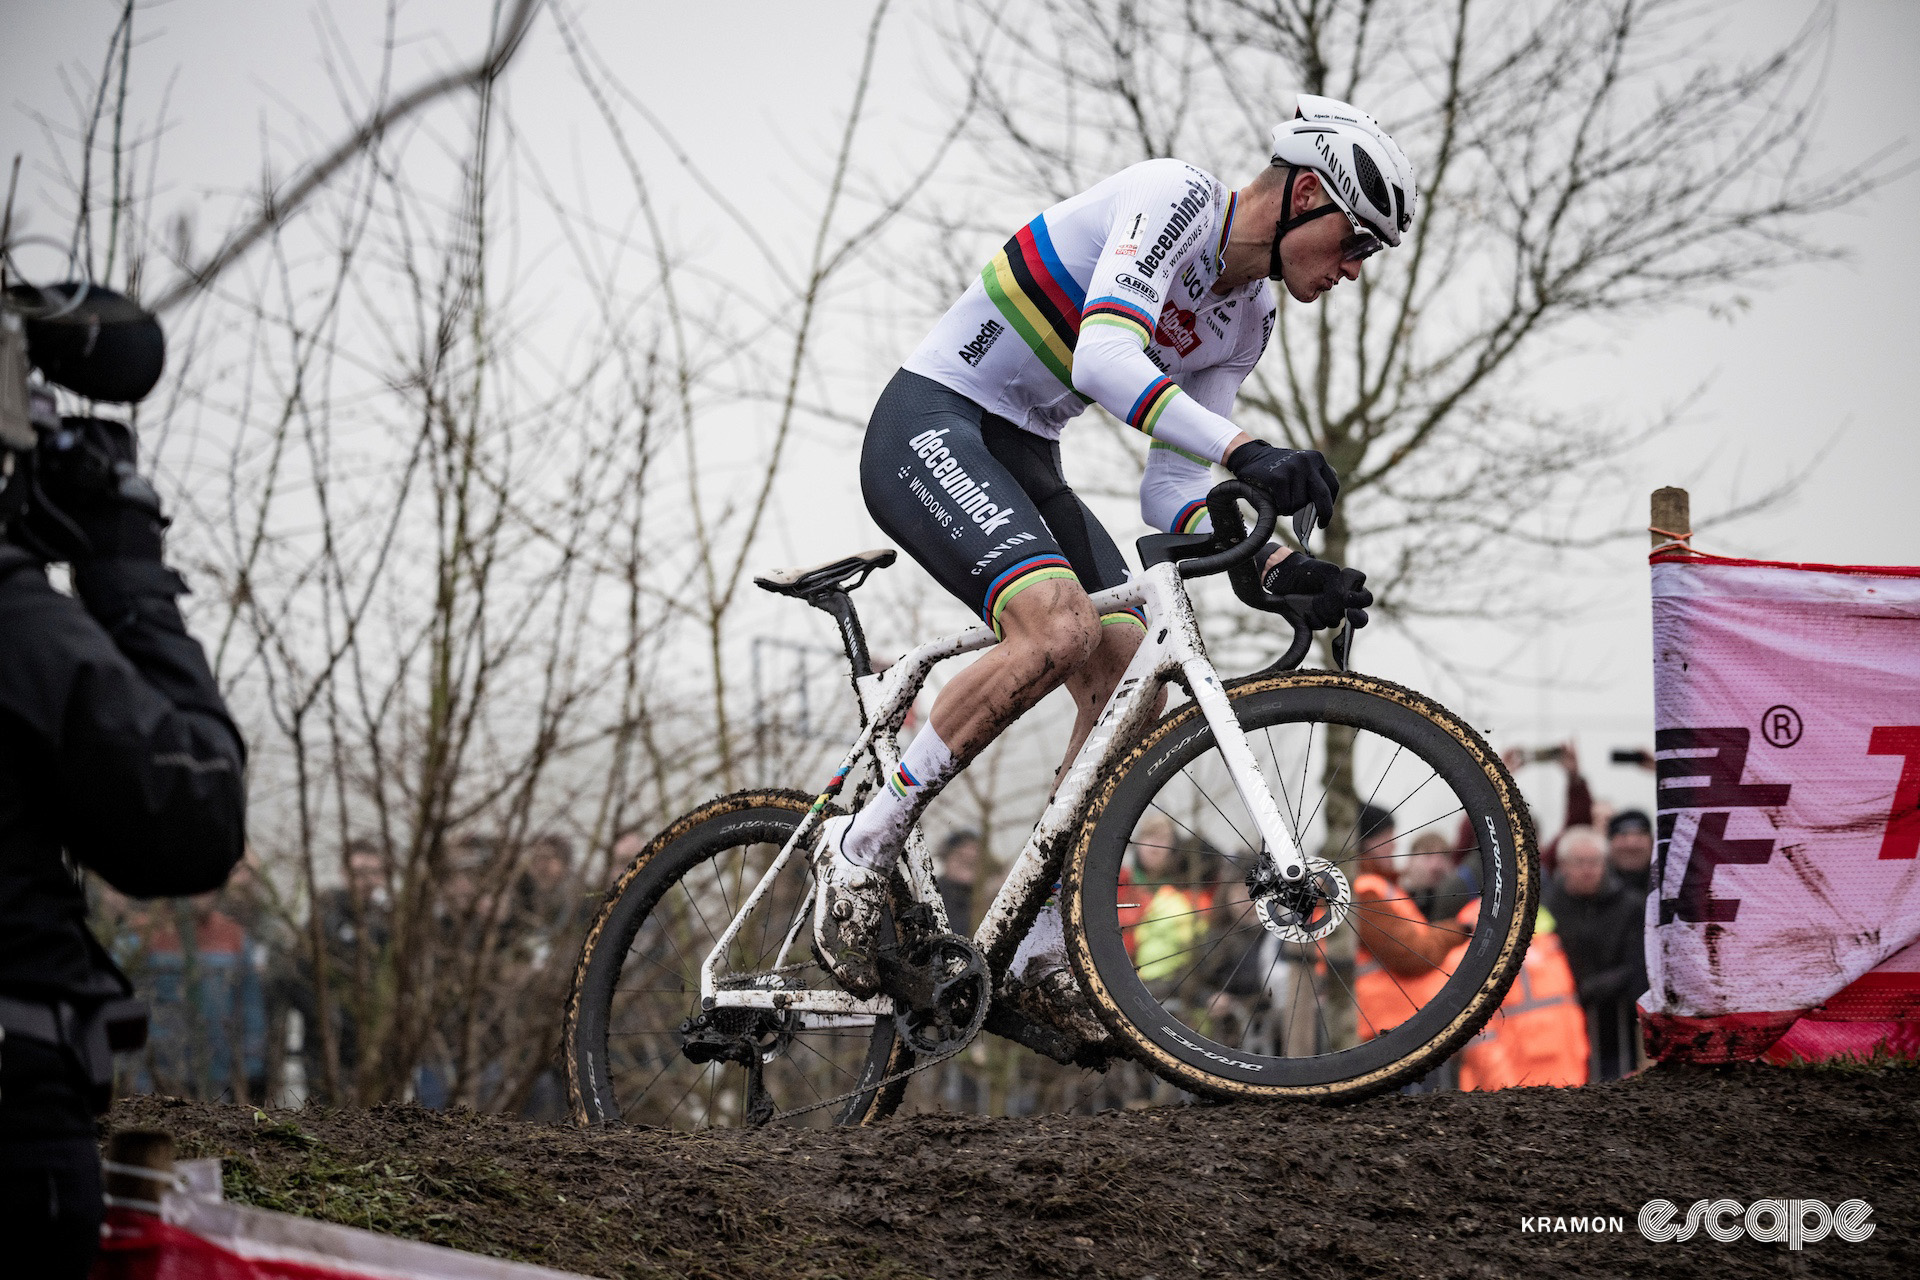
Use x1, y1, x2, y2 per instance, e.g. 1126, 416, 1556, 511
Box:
1543, 868, 1648, 1009
0, 546, 246, 1004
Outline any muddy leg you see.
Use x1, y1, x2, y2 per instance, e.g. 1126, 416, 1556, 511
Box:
1049, 621, 1167, 798
924, 579, 1101, 761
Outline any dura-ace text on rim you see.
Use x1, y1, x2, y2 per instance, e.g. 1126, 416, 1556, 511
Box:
1064, 671, 1537, 1101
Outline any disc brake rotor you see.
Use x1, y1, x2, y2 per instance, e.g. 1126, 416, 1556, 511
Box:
1253, 855, 1351, 942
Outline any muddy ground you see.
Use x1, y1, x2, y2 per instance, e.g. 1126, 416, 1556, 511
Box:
111, 1064, 1917, 1280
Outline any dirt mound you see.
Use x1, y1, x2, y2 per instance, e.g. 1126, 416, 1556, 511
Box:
111, 1064, 1917, 1279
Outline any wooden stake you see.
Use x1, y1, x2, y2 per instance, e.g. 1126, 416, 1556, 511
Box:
105, 1129, 174, 1208
1651, 487, 1691, 549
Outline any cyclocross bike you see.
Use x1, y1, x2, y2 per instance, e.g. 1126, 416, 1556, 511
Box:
565, 482, 1537, 1128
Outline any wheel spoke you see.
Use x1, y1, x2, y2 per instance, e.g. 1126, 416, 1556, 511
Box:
579, 806, 900, 1131
1077, 683, 1528, 1099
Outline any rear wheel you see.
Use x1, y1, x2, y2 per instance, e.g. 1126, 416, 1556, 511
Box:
1064, 671, 1536, 1101
565, 790, 911, 1128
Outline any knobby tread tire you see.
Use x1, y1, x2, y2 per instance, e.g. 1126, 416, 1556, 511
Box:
1062, 669, 1538, 1103
564, 788, 908, 1129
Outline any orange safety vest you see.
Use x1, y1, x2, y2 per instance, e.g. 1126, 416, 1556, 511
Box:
1351, 873, 1449, 1041
1457, 930, 1590, 1090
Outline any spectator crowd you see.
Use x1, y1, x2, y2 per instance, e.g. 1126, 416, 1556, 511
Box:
92, 832, 592, 1117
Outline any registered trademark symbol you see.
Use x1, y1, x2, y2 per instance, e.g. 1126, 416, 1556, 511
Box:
1761, 705, 1803, 748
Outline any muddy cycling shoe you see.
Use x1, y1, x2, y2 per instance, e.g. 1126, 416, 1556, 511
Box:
1002, 961, 1116, 1060
809, 816, 886, 998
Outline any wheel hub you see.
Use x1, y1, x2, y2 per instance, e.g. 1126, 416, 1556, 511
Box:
1251, 855, 1351, 942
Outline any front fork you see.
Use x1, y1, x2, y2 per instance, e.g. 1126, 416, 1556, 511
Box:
1141, 561, 1307, 884
1180, 659, 1309, 883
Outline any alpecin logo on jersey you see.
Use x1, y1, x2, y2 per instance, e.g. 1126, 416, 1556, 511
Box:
1135, 179, 1212, 279
958, 317, 1005, 367
908, 428, 1016, 535
1155, 298, 1201, 356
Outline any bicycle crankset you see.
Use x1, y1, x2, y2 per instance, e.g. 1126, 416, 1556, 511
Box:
877, 932, 989, 1057
1249, 854, 1352, 943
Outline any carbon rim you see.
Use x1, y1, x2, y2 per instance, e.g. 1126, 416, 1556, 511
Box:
1068, 674, 1535, 1098
567, 793, 903, 1128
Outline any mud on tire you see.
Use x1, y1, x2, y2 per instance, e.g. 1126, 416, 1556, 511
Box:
565, 789, 910, 1128
1062, 670, 1537, 1103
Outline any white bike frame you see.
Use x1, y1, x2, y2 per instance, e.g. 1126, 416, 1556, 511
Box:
698, 557, 1309, 1018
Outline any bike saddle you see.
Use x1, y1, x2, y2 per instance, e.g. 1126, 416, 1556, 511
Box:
754, 548, 896, 599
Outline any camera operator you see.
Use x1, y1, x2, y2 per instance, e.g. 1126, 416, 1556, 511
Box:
0, 283, 246, 1278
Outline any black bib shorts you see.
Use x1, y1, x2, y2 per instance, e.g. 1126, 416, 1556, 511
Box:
860, 370, 1143, 637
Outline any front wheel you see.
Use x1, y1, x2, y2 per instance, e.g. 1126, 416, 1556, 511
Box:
1063, 670, 1536, 1102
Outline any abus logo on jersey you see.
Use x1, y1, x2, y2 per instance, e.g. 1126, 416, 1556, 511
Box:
1135, 179, 1212, 279
1155, 299, 1201, 356
1115, 274, 1158, 302
957, 318, 1005, 367
907, 428, 1015, 535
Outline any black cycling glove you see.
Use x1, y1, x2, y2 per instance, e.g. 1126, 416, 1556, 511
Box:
38, 416, 168, 561
1262, 551, 1372, 630
1226, 439, 1340, 531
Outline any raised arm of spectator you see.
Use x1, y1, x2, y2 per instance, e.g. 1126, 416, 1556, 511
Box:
0, 553, 247, 897
1540, 741, 1591, 875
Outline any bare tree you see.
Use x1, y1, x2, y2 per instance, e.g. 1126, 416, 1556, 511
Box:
10, 0, 991, 1109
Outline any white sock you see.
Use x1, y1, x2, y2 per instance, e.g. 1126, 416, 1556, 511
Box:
840, 723, 956, 871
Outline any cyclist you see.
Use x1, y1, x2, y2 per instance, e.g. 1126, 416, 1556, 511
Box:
815, 94, 1409, 1031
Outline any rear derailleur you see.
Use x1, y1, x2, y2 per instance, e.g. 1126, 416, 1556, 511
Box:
676, 975, 800, 1128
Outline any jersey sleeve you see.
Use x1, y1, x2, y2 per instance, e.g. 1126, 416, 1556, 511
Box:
1137, 293, 1276, 535
1071, 165, 1244, 464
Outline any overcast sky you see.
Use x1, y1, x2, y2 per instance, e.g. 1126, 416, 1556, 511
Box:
5, 0, 1916, 832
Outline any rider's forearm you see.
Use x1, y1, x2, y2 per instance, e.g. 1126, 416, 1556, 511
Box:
1070, 325, 1241, 463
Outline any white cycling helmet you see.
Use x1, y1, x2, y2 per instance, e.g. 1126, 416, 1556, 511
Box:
1269, 92, 1417, 252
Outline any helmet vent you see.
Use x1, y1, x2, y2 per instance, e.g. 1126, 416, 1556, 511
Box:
1351, 145, 1390, 214
1391, 183, 1408, 231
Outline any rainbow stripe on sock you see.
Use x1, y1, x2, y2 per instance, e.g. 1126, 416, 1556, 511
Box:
888, 762, 921, 799
982, 554, 1080, 635
1101, 606, 1148, 631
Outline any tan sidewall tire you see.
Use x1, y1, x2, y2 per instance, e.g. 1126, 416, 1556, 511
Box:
563, 789, 907, 1128
1062, 670, 1538, 1103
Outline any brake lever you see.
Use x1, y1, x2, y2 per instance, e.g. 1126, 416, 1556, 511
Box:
1291, 506, 1315, 549
1332, 619, 1354, 672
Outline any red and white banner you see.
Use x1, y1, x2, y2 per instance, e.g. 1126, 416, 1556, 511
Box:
1641, 551, 1920, 1063
94, 1159, 593, 1280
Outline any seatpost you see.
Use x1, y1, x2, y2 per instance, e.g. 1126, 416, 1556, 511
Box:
808, 590, 874, 680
